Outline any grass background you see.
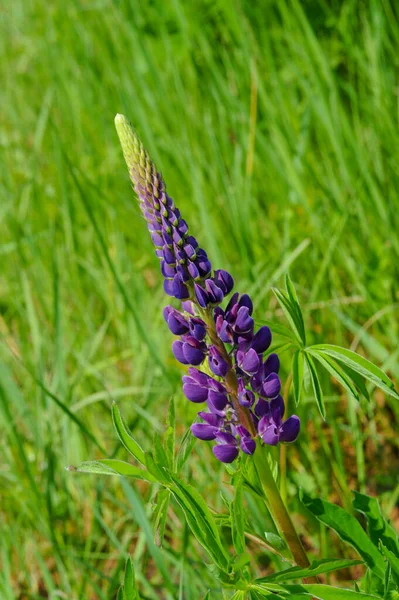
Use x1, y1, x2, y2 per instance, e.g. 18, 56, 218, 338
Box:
1, 0, 398, 598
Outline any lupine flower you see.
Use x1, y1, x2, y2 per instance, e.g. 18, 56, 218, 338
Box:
115, 114, 300, 463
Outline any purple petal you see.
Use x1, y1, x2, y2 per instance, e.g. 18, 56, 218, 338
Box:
213, 444, 239, 463
214, 269, 234, 295
191, 423, 218, 440
255, 399, 270, 418
238, 294, 253, 314
250, 364, 265, 393
251, 326, 272, 354
208, 346, 229, 378
185, 235, 198, 249
164, 279, 175, 296
187, 261, 200, 280
218, 319, 233, 344
184, 244, 196, 259
198, 412, 223, 427
264, 353, 280, 375
262, 373, 281, 398
207, 397, 226, 416
181, 301, 194, 315
240, 348, 260, 375
151, 232, 164, 247
215, 431, 237, 445
183, 383, 209, 403
182, 343, 205, 366
240, 436, 256, 455
279, 416, 300, 443
194, 283, 209, 308
208, 389, 228, 411
205, 279, 224, 304
270, 394, 285, 423
177, 219, 189, 235
163, 246, 175, 265
172, 275, 190, 300
176, 264, 190, 282
187, 368, 209, 386
164, 308, 189, 335
225, 292, 239, 314
235, 306, 254, 335
172, 340, 189, 365
189, 318, 206, 341
238, 386, 255, 408
260, 424, 280, 446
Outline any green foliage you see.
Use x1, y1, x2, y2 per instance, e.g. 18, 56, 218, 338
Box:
273, 277, 398, 416
2, 1, 399, 597
118, 557, 140, 600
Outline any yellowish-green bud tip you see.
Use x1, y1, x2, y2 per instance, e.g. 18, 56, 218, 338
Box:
114, 113, 142, 173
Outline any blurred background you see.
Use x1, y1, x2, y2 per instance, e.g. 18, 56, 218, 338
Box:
1, 0, 398, 598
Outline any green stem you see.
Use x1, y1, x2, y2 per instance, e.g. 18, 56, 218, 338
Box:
253, 446, 310, 569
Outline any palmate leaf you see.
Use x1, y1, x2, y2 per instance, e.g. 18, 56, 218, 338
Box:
308, 349, 360, 401
255, 558, 363, 583
272, 287, 306, 347
301, 493, 385, 579
309, 345, 399, 400
304, 353, 326, 419
292, 350, 304, 406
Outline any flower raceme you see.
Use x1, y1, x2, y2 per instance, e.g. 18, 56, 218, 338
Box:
115, 114, 300, 463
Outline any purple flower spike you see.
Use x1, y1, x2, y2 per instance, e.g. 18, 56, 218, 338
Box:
115, 115, 300, 464
208, 346, 229, 377
213, 444, 239, 463
191, 423, 218, 440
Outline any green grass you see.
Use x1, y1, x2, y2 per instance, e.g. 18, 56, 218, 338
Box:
1, 0, 398, 597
